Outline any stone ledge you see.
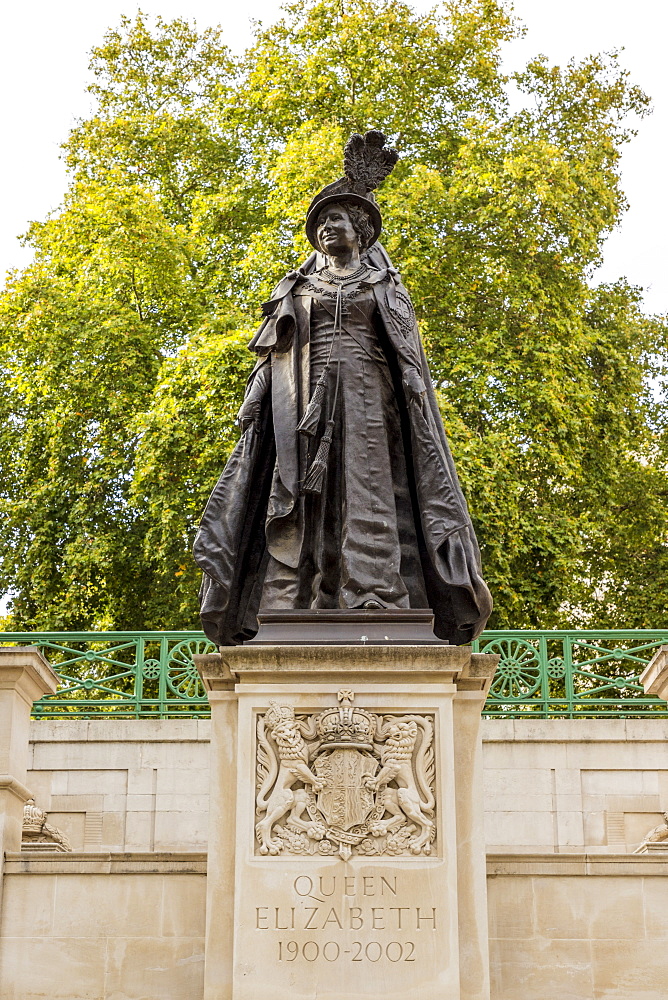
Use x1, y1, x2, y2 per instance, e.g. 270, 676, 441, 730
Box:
481, 718, 668, 741
29, 719, 211, 741
3, 851, 207, 874
0, 775, 33, 803
641, 645, 668, 701
6, 851, 663, 878
27, 717, 668, 743
0, 645, 59, 701
199, 643, 499, 692
220, 643, 469, 682
486, 852, 668, 876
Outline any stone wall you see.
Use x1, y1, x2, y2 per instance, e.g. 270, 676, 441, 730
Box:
6, 652, 668, 998
488, 855, 668, 1000
483, 719, 668, 854
27, 720, 210, 853
1, 853, 667, 1000
0, 855, 206, 1000
24, 718, 668, 855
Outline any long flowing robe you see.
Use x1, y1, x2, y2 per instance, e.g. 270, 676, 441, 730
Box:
194, 245, 492, 645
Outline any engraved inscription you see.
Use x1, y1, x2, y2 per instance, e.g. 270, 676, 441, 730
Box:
254, 875, 438, 965
255, 875, 440, 965
255, 904, 437, 932
277, 940, 416, 962
255, 690, 436, 858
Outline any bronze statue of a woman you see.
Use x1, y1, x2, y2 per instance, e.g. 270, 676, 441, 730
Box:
194, 131, 492, 645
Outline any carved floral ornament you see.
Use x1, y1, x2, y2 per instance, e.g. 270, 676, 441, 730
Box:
255, 690, 436, 861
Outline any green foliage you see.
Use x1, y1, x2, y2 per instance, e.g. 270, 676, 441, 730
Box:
130, 329, 255, 625
0, 180, 185, 629
1, 0, 666, 631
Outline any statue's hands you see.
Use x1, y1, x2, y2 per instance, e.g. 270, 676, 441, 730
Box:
402, 368, 427, 409
237, 397, 261, 433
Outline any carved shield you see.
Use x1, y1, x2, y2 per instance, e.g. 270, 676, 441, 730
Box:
314, 749, 378, 830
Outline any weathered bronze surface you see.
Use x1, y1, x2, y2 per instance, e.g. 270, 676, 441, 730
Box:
194, 131, 492, 645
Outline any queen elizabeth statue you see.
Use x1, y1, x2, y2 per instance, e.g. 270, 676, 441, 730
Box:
194, 131, 492, 645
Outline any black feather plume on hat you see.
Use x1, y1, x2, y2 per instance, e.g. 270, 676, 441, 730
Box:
343, 130, 400, 195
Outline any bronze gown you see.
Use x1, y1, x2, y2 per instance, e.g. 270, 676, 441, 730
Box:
261, 273, 426, 610
194, 248, 492, 645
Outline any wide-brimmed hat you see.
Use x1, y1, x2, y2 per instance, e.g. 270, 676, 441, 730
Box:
305, 131, 399, 250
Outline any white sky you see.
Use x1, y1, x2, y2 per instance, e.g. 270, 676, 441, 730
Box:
1, 0, 666, 314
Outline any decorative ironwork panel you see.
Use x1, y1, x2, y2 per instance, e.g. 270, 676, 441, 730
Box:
474, 630, 668, 718
0, 631, 214, 718
0, 628, 666, 719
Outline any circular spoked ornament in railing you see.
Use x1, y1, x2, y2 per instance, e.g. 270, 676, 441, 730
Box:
482, 637, 542, 700
546, 657, 567, 679
166, 638, 216, 700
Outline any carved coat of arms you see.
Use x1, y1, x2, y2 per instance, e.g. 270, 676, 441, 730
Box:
255, 690, 436, 860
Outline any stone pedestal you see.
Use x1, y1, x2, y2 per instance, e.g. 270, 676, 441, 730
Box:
0, 646, 59, 914
641, 645, 668, 701
197, 639, 497, 1000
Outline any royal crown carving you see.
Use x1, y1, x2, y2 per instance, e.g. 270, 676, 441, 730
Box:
316, 689, 376, 750
22, 798, 72, 853
255, 690, 436, 860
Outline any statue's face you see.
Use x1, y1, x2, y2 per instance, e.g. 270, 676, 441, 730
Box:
316, 203, 357, 255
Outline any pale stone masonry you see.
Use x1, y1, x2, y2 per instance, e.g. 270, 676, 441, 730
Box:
195, 642, 498, 1000
21, 716, 668, 855
642, 644, 668, 701
487, 855, 668, 998
0, 647, 58, 920
2, 847, 668, 998
483, 718, 668, 854
1, 854, 207, 998
2, 693, 668, 997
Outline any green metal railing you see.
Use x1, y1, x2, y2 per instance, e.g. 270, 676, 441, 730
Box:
473, 630, 668, 718
0, 631, 214, 719
0, 629, 666, 719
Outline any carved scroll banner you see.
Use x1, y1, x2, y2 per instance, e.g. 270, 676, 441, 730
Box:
196, 642, 498, 1000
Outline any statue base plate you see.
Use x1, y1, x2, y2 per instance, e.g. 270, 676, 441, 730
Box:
248, 608, 447, 645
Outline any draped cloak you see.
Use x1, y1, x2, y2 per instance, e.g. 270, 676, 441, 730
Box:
193, 245, 492, 645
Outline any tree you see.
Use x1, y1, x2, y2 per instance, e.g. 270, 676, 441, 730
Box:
0, 178, 198, 628
1, 0, 666, 632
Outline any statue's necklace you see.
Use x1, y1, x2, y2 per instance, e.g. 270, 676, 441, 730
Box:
321, 263, 367, 286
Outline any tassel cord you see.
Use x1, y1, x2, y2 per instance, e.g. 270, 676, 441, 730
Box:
297, 285, 341, 436
328, 282, 343, 421
301, 283, 344, 495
